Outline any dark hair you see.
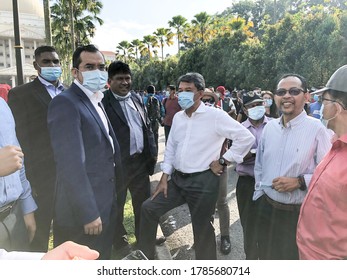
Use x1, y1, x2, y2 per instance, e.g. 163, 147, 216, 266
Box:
277, 73, 308, 92
34, 46, 57, 59
177, 72, 205, 91
328, 89, 347, 109
72, 44, 102, 69
167, 85, 176, 91
147, 85, 155, 93
107, 60, 132, 78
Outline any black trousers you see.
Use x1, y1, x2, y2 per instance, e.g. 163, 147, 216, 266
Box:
236, 175, 259, 260
164, 125, 171, 144
53, 200, 117, 260
257, 195, 300, 260
114, 153, 151, 245
138, 170, 219, 260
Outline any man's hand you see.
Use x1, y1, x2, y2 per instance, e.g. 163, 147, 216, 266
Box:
41, 241, 99, 260
23, 212, 36, 243
152, 174, 169, 199
0, 145, 24, 176
84, 217, 102, 235
209, 160, 225, 176
272, 177, 300, 192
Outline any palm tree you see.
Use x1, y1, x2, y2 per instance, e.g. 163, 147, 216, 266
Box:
142, 35, 158, 60
51, 0, 103, 83
116, 40, 133, 63
191, 12, 213, 44
168, 15, 188, 55
153, 28, 174, 61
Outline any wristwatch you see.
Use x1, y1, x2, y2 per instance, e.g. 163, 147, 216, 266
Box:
298, 175, 307, 191
218, 158, 227, 166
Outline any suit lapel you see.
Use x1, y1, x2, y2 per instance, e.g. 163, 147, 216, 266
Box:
72, 83, 110, 142
108, 90, 128, 125
32, 78, 52, 106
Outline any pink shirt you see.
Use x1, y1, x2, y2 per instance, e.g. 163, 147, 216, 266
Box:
297, 134, 347, 259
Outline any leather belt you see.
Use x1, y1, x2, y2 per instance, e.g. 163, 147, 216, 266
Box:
264, 194, 301, 212
0, 201, 16, 221
174, 169, 210, 178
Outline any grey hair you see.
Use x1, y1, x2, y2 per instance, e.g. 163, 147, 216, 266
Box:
177, 72, 205, 91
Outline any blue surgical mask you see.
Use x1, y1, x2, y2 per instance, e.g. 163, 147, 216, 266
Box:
313, 94, 319, 102
264, 99, 273, 108
165, 91, 170, 97
39, 66, 62, 81
247, 105, 266, 120
178, 91, 195, 110
81, 70, 108, 92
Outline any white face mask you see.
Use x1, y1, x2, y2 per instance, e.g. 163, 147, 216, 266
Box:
320, 102, 341, 128
81, 70, 108, 92
247, 105, 266, 120
165, 91, 170, 97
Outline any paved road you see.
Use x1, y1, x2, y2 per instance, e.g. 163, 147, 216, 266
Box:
150, 127, 245, 260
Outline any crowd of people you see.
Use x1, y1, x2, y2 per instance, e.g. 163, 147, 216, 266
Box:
0, 43, 347, 261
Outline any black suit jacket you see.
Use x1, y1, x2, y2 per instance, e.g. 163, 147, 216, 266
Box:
8, 78, 57, 196
102, 90, 157, 175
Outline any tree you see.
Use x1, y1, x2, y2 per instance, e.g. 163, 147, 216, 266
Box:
191, 12, 213, 44
142, 35, 158, 61
153, 28, 174, 61
168, 15, 188, 55
116, 41, 133, 63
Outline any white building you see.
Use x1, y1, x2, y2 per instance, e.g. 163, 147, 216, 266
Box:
0, 0, 45, 87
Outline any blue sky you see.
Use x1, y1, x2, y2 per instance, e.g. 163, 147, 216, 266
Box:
91, 0, 235, 54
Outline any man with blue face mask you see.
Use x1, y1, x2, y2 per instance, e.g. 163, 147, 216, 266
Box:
8, 46, 65, 252
138, 72, 255, 260
47, 45, 123, 259
235, 92, 269, 260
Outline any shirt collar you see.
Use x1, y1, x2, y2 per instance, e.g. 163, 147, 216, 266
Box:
278, 110, 307, 129
243, 116, 270, 128
73, 79, 103, 103
38, 75, 64, 91
184, 101, 205, 116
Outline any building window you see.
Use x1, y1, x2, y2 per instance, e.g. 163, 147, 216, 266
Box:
7, 64, 10, 68
0, 63, 4, 67
25, 55, 30, 59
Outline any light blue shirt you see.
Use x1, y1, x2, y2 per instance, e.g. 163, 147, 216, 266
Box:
253, 110, 332, 204
0, 98, 37, 214
112, 91, 144, 155
37, 75, 64, 99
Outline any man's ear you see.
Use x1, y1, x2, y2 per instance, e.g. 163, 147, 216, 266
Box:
33, 61, 39, 71
71, 68, 78, 79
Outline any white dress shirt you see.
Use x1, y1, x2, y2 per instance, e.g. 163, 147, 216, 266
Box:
161, 102, 255, 175
74, 79, 114, 152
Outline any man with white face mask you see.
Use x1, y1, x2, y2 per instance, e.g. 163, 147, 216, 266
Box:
138, 72, 255, 260
235, 92, 269, 260
8, 46, 64, 252
297, 65, 347, 260
47, 45, 123, 259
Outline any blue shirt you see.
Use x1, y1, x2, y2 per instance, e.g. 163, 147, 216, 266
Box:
309, 101, 322, 119
0, 98, 37, 214
254, 111, 332, 204
37, 76, 64, 99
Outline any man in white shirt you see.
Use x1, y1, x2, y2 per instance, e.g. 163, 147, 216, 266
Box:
138, 72, 255, 260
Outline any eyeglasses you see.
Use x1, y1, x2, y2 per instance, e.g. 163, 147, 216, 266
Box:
275, 88, 305, 96
322, 98, 346, 110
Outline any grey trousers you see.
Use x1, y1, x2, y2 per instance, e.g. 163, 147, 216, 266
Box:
216, 167, 230, 237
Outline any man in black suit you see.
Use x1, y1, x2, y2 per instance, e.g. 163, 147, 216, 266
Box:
47, 45, 122, 259
102, 61, 158, 254
8, 45, 64, 252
